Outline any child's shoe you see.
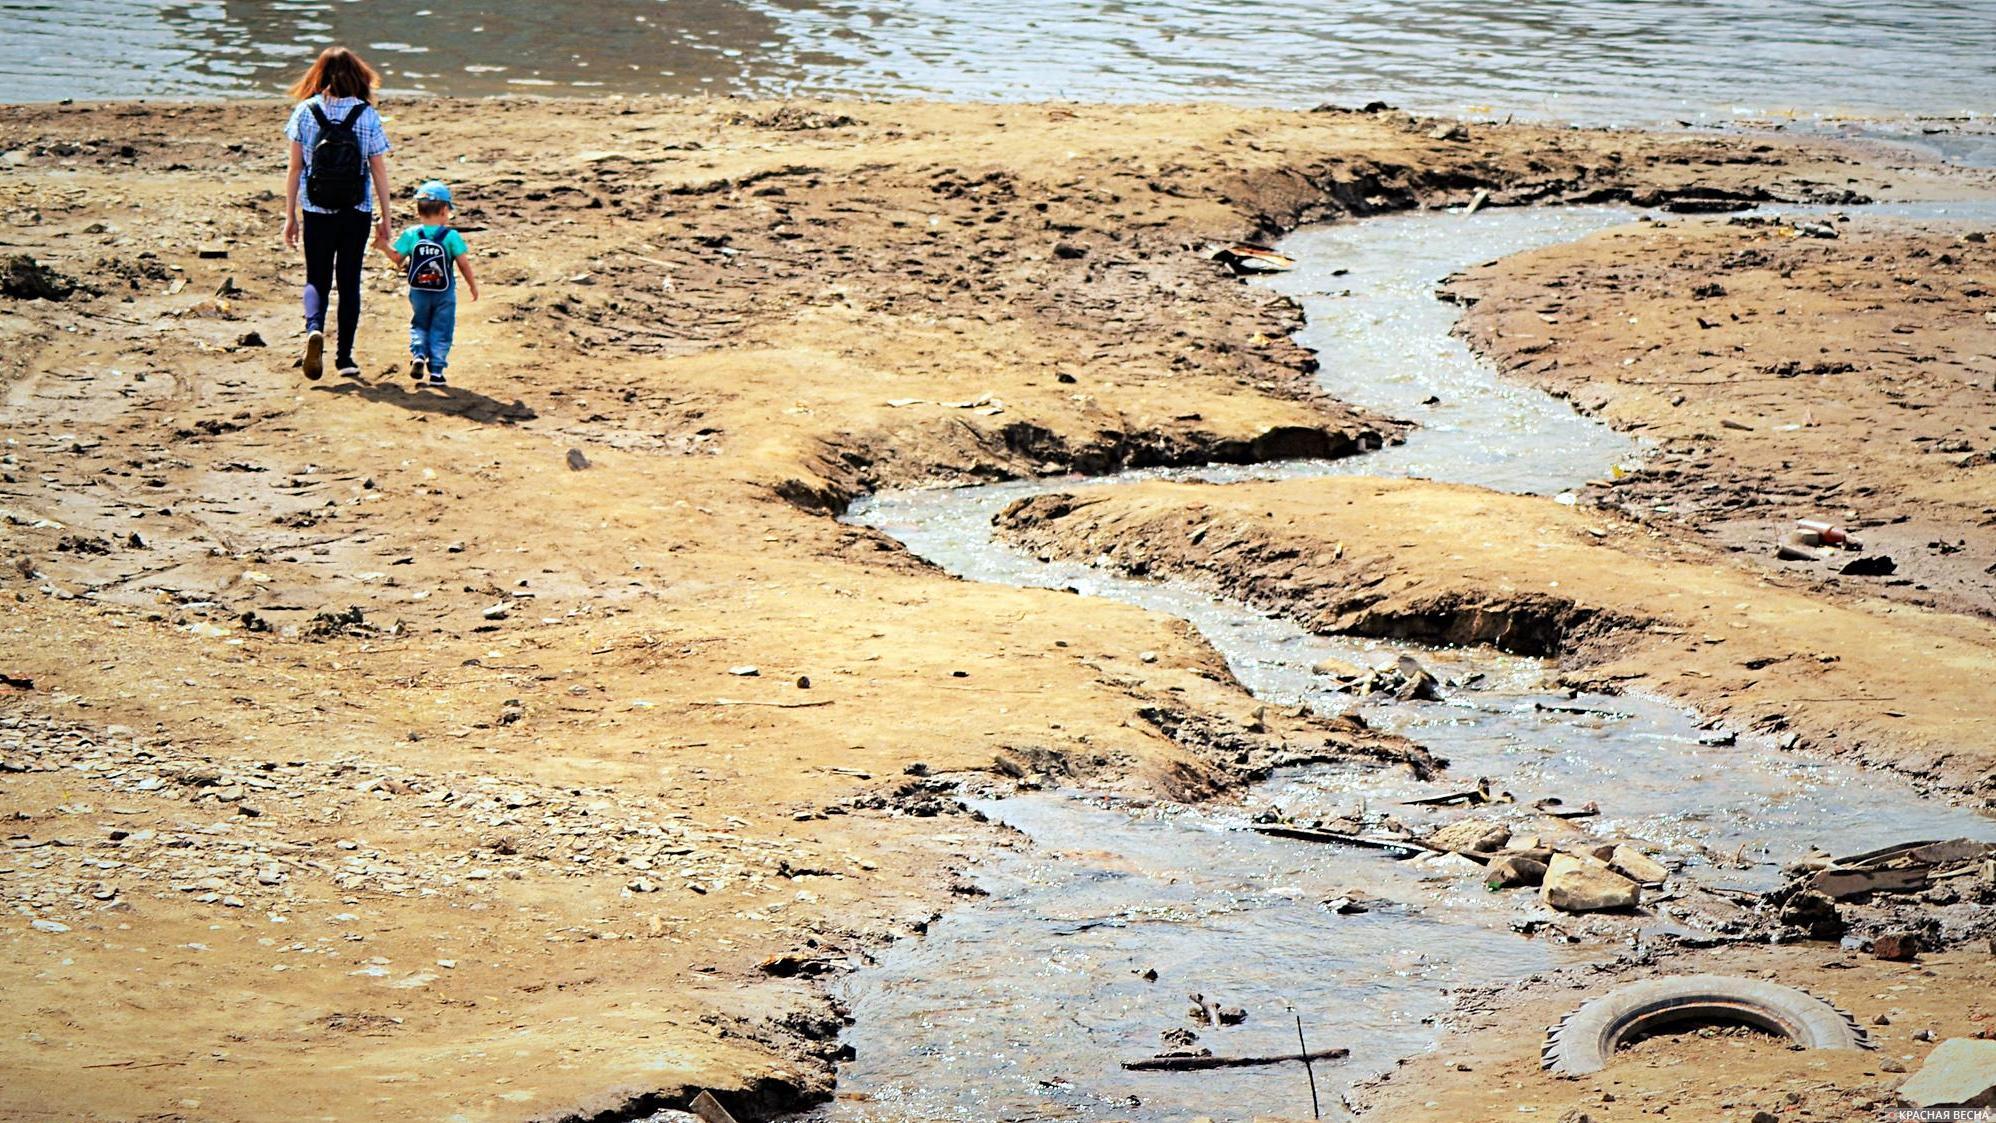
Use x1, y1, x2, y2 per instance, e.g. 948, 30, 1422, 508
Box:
409, 358, 427, 382
302, 330, 324, 381
426, 370, 448, 387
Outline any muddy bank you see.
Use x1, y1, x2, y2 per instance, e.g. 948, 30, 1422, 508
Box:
996, 479, 1996, 801
1358, 943, 1996, 1123
3, 95, 1942, 1121
1445, 216, 1996, 619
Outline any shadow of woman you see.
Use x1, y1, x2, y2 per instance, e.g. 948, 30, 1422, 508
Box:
311, 375, 536, 424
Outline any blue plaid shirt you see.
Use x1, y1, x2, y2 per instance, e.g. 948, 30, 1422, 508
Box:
285, 96, 392, 214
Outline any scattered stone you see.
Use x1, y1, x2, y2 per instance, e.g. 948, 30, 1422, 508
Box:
1427, 818, 1511, 855
1896, 1038, 1996, 1108
481, 603, 510, 621
1872, 931, 1920, 961
1, 254, 80, 301
1840, 554, 1897, 577
1485, 855, 1548, 889
1608, 844, 1668, 885
566, 448, 591, 471
1310, 657, 1365, 680
1541, 853, 1640, 912
29, 919, 69, 933
1429, 122, 1470, 142
237, 330, 266, 348
727, 665, 759, 677
1778, 889, 1845, 940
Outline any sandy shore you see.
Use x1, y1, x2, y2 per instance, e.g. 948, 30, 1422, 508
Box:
0, 95, 1989, 1120
1447, 216, 1996, 619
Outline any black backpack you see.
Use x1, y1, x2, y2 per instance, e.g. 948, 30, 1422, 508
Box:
305, 103, 367, 210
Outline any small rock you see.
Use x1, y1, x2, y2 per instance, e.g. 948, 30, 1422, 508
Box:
30, 919, 69, 933
1608, 844, 1668, 885
1139, 650, 1158, 664
1840, 554, 1896, 577
1541, 853, 1640, 912
1873, 932, 1920, 961
795, 675, 810, 689
1896, 1037, 1996, 1108
627, 877, 659, 893
1485, 855, 1548, 889
481, 603, 510, 621
1428, 818, 1511, 855
1778, 889, 1845, 941
1311, 657, 1364, 680
728, 665, 759, 677
1429, 122, 1470, 141
565, 448, 590, 471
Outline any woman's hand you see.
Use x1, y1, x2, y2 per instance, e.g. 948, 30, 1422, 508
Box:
375, 217, 393, 248
283, 214, 300, 250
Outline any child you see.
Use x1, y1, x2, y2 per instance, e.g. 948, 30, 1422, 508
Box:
376, 180, 479, 386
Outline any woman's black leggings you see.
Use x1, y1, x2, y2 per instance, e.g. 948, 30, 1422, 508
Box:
301, 209, 372, 362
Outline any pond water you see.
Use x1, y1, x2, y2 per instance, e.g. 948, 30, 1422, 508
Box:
5, 0, 1992, 133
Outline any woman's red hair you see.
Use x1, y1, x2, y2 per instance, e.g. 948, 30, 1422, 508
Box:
287, 47, 379, 103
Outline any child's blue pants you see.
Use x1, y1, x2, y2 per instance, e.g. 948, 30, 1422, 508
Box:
408, 289, 457, 374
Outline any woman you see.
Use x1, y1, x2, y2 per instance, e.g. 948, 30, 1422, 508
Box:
282, 47, 394, 380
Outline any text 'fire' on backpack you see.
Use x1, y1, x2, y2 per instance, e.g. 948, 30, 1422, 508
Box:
306, 104, 367, 210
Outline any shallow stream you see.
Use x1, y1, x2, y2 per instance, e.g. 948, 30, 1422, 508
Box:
801, 204, 1996, 1122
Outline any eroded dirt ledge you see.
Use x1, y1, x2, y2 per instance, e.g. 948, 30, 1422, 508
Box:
996, 479, 1996, 801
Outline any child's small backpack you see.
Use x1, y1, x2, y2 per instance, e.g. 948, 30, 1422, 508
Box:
406, 227, 453, 292
305, 104, 368, 210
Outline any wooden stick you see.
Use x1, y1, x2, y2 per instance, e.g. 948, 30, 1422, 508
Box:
1122, 1046, 1349, 1072
689, 698, 834, 709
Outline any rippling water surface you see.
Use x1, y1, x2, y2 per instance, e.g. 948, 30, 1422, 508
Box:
3, 0, 1992, 126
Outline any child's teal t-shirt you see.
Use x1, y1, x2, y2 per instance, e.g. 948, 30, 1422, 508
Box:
392, 224, 469, 289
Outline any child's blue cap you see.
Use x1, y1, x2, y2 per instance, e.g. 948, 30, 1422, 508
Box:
414, 180, 453, 205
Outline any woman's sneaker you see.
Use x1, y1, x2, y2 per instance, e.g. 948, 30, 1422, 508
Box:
336, 359, 361, 379
302, 330, 324, 381
409, 358, 427, 382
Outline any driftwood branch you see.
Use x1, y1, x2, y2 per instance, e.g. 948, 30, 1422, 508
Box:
1122, 1046, 1349, 1072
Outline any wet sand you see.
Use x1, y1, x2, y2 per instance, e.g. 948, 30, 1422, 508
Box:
0, 96, 1989, 1120
1447, 215, 1996, 618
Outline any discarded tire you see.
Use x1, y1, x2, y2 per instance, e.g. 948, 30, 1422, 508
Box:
1542, 975, 1869, 1075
